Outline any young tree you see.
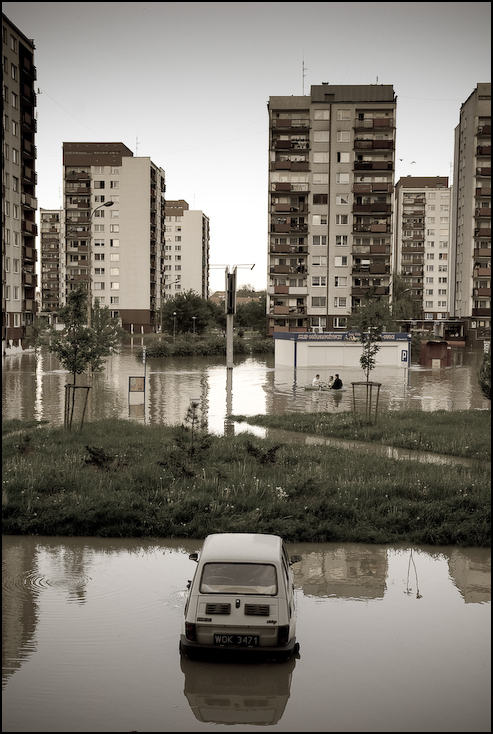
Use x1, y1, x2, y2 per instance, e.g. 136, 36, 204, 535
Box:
89, 300, 127, 372
24, 315, 50, 355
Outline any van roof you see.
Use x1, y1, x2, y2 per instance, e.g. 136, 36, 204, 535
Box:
200, 533, 283, 563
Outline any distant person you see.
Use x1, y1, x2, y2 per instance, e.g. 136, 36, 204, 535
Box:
331, 374, 343, 390
327, 375, 334, 388
312, 374, 321, 387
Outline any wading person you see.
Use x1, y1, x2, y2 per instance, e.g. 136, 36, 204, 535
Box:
331, 374, 343, 390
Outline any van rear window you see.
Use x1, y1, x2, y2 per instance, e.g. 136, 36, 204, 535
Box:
200, 563, 277, 595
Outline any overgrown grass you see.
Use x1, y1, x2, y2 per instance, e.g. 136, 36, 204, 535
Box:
2, 418, 490, 546
231, 410, 491, 461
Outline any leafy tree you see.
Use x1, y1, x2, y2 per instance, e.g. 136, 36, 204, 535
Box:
161, 290, 212, 335
478, 349, 491, 401
349, 289, 391, 382
25, 315, 50, 354
48, 285, 124, 384
235, 294, 267, 332
391, 272, 417, 321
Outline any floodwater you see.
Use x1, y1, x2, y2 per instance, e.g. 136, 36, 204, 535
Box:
2, 536, 490, 732
1, 343, 489, 435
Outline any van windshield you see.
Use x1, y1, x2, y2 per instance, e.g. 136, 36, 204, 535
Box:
200, 563, 277, 595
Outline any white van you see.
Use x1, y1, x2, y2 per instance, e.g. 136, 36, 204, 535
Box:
180, 533, 301, 660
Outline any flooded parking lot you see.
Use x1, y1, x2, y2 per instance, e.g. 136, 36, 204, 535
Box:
2, 536, 490, 732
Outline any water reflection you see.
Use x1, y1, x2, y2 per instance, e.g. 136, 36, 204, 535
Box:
180, 655, 296, 725
2, 345, 489, 436
2, 536, 490, 733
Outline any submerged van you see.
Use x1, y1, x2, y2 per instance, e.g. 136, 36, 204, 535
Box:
180, 533, 301, 661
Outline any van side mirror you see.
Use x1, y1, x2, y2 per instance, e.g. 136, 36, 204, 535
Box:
289, 555, 302, 565
188, 553, 198, 562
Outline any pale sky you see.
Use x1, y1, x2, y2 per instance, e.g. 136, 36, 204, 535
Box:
3, 1, 491, 292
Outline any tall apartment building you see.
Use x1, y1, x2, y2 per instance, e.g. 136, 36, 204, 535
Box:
164, 200, 210, 299
40, 208, 64, 316
394, 177, 452, 321
2, 14, 37, 353
63, 142, 166, 333
451, 83, 491, 340
267, 84, 396, 335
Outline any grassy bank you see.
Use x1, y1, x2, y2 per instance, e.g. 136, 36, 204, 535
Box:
2, 416, 490, 546
231, 410, 491, 461
140, 333, 274, 358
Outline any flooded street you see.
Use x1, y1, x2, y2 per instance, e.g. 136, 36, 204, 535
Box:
1, 344, 490, 434
2, 536, 490, 732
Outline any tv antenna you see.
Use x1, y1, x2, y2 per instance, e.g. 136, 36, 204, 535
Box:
302, 56, 307, 95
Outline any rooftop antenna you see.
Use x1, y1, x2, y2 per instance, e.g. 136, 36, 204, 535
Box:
302, 56, 307, 95
136, 136, 138, 155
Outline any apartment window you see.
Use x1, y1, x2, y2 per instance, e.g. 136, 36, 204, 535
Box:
312, 256, 326, 266
313, 194, 327, 204
312, 276, 326, 286
336, 214, 348, 225
425, 301, 433, 308
314, 131, 329, 142
94, 224, 104, 232
313, 152, 329, 164
426, 253, 434, 260
94, 240, 104, 248
110, 253, 119, 261
94, 282, 105, 290
94, 268, 105, 275
110, 239, 119, 247
334, 297, 347, 308
336, 173, 350, 184
110, 225, 119, 233
335, 256, 348, 266
313, 173, 328, 184
94, 195, 105, 203
426, 289, 434, 296
314, 109, 329, 120
11, 63, 17, 80
175, 236, 181, 242
426, 277, 434, 284
313, 235, 327, 246
312, 297, 326, 307
111, 167, 120, 174
336, 235, 348, 246
94, 166, 104, 174
110, 210, 119, 218
337, 152, 350, 163
337, 110, 351, 120
336, 195, 349, 205
94, 181, 105, 189
312, 215, 327, 226
12, 148, 19, 164
93, 209, 105, 217
337, 131, 351, 142
110, 181, 119, 189
335, 276, 347, 287
94, 253, 105, 261
110, 297, 119, 304
333, 317, 347, 328
110, 282, 120, 290
438, 265, 448, 272
438, 301, 447, 307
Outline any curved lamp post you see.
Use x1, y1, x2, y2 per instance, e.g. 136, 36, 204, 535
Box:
88, 201, 114, 326
173, 312, 177, 344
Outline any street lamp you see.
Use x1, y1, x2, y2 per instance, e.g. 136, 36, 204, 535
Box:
173, 311, 177, 344
192, 316, 196, 334
160, 279, 180, 334
88, 201, 114, 326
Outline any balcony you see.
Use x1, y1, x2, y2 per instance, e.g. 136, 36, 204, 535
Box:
476, 167, 491, 176
274, 119, 310, 130
354, 140, 394, 150
354, 161, 393, 171
353, 118, 394, 130
352, 182, 393, 194
274, 285, 289, 294
476, 187, 491, 197
353, 204, 391, 214
353, 223, 390, 233
477, 125, 492, 136
272, 305, 289, 315
472, 308, 491, 317
474, 247, 492, 257
473, 288, 491, 297
475, 208, 491, 217
21, 193, 38, 210
477, 146, 491, 156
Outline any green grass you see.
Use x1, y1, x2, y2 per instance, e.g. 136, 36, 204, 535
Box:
2, 417, 490, 546
230, 409, 491, 461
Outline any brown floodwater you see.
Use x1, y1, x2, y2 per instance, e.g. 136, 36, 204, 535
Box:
2, 536, 490, 732
1, 344, 490, 435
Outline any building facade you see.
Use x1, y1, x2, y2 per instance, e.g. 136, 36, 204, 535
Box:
2, 14, 37, 353
394, 177, 452, 321
267, 84, 396, 336
164, 200, 209, 299
451, 82, 491, 341
63, 142, 166, 333
39, 208, 64, 317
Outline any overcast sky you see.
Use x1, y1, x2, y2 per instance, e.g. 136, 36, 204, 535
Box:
4, 1, 491, 292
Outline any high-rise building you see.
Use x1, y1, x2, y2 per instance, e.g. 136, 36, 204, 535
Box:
62, 142, 166, 333
267, 84, 396, 336
451, 83, 491, 341
2, 14, 37, 353
164, 200, 210, 299
40, 208, 64, 317
394, 177, 452, 321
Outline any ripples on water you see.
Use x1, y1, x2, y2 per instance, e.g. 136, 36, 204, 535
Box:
2, 537, 491, 732
1, 345, 489, 434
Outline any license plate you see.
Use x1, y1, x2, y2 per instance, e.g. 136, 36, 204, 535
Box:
214, 633, 259, 647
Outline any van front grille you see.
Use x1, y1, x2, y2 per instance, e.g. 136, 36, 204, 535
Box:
244, 604, 270, 616
205, 603, 231, 615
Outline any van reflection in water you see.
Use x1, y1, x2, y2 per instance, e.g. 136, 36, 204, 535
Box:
180, 655, 296, 725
